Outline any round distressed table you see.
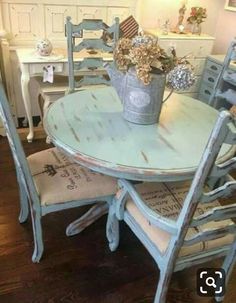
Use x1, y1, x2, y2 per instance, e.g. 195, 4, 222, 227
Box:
44, 86, 234, 235
44, 86, 233, 181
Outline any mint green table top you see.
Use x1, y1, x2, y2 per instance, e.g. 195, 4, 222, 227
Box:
44, 87, 234, 181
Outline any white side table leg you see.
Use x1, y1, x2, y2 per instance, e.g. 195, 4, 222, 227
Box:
20, 64, 34, 142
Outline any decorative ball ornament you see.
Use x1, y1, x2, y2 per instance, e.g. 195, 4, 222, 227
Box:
36, 39, 53, 56
166, 64, 196, 91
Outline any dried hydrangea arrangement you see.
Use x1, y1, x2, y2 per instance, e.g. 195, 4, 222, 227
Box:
187, 7, 207, 25
114, 35, 195, 89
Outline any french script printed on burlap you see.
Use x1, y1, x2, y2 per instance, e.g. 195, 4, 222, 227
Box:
27, 148, 117, 205
126, 182, 234, 256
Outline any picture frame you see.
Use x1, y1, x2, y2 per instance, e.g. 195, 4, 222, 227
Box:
225, 0, 236, 11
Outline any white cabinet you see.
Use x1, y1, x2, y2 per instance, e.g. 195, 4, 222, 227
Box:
198, 55, 236, 104
145, 30, 215, 98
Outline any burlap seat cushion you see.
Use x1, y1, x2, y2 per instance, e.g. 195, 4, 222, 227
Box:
27, 147, 117, 206
125, 182, 234, 257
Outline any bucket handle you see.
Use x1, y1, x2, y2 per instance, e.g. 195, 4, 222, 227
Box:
162, 89, 174, 103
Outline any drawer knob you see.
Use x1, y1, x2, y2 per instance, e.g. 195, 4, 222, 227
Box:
43, 66, 55, 71
204, 90, 211, 95
210, 65, 217, 71
208, 77, 214, 83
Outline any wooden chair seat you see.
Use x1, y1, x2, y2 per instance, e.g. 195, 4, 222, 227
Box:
28, 147, 118, 206
125, 182, 234, 257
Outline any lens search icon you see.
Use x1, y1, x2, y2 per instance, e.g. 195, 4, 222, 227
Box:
197, 268, 225, 297
205, 277, 217, 288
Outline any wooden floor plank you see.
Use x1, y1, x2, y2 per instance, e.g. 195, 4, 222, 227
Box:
0, 136, 236, 303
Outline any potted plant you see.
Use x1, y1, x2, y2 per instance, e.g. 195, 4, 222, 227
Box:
187, 7, 207, 35
105, 35, 196, 125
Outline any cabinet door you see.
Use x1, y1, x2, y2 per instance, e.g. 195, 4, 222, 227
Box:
107, 7, 130, 24
159, 39, 214, 58
45, 6, 76, 41
9, 4, 39, 42
188, 58, 206, 76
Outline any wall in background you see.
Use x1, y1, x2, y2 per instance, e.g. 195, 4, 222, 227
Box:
136, 0, 235, 54
136, 0, 222, 36
213, 1, 236, 54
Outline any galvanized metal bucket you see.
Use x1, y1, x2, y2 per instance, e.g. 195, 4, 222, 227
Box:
122, 69, 166, 125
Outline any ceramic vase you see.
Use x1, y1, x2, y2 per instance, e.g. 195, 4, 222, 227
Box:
36, 39, 53, 56
191, 22, 202, 35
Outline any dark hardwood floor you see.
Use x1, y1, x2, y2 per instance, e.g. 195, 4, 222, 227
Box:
0, 136, 236, 303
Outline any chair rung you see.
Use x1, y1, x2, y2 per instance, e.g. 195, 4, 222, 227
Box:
200, 181, 236, 204
175, 246, 229, 272
216, 89, 236, 104
223, 71, 236, 86
191, 204, 236, 227
184, 225, 236, 247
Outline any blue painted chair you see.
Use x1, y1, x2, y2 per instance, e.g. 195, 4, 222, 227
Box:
65, 16, 119, 94
0, 81, 118, 263
38, 17, 119, 130
107, 110, 236, 302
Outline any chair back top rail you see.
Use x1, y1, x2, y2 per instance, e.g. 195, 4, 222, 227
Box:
67, 17, 113, 33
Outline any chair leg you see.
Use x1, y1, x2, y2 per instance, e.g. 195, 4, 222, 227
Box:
31, 210, 44, 263
18, 182, 29, 223
154, 268, 172, 303
106, 201, 119, 252
215, 242, 236, 302
16, 168, 29, 223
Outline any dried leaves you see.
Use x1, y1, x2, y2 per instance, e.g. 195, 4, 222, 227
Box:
114, 36, 177, 85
